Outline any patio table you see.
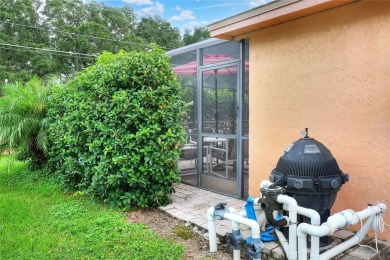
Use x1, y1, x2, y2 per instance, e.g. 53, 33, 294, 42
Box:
203, 137, 228, 174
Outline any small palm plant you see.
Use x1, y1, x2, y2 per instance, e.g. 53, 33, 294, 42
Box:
0, 76, 52, 169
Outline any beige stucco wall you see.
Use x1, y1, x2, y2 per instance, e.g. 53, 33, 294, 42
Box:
248, 1, 390, 240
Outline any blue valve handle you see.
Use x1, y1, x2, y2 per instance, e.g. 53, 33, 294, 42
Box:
245, 196, 257, 221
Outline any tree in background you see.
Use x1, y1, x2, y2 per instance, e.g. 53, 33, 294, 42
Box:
0, 0, 52, 82
42, 0, 144, 74
0, 1, 180, 83
82, 4, 146, 53
183, 26, 210, 46
135, 16, 182, 50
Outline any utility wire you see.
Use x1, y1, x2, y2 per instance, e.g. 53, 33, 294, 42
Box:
1, 20, 176, 51
2, 21, 142, 47
0, 43, 97, 57
0, 46, 95, 59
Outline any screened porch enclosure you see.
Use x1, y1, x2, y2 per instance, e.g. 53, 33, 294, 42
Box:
166, 39, 249, 198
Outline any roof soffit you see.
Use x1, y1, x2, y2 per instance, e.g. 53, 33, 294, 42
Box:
208, 0, 359, 40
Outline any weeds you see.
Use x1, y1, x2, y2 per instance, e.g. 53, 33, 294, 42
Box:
172, 224, 194, 240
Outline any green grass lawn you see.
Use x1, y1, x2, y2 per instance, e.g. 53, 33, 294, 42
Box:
0, 157, 184, 259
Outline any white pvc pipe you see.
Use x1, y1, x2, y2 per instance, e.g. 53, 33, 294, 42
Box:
319, 203, 387, 260
297, 206, 321, 260
246, 196, 268, 231
240, 210, 248, 217
233, 249, 240, 260
277, 194, 298, 260
356, 203, 386, 221
297, 206, 321, 225
228, 207, 245, 217
254, 206, 267, 231
275, 228, 290, 255
319, 231, 359, 260
299, 222, 332, 238
207, 207, 218, 252
319, 216, 373, 260
297, 223, 312, 260
223, 212, 261, 260
273, 210, 279, 219
223, 212, 260, 239
297, 203, 387, 260
207, 207, 262, 258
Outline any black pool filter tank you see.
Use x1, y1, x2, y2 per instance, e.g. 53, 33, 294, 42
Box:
269, 129, 349, 246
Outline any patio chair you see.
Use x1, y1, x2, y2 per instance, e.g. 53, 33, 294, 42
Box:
209, 139, 249, 178
179, 144, 208, 176
188, 127, 214, 144
179, 144, 198, 160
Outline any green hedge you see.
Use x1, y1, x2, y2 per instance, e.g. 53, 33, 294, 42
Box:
47, 47, 187, 208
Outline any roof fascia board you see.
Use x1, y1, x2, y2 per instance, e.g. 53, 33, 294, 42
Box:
208, 0, 359, 39
208, 0, 299, 31
165, 38, 227, 57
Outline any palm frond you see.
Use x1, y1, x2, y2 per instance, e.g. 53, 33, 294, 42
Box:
0, 76, 52, 168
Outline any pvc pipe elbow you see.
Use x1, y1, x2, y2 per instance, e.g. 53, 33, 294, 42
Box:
229, 207, 248, 218
297, 223, 310, 238
224, 213, 260, 237
229, 207, 239, 215
378, 203, 387, 213
253, 197, 261, 206
277, 194, 298, 212
298, 222, 331, 237
297, 206, 321, 225
240, 211, 248, 217
309, 224, 332, 237
207, 207, 215, 221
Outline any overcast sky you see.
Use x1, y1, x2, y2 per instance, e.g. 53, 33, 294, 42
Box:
86, 0, 274, 33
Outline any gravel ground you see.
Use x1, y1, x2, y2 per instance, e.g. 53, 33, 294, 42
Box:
126, 208, 245, 259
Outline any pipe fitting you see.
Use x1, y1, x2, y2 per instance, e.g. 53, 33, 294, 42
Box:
357, 203, 387, 221
246, 237, 263, 260
277, 194, 298, 213
297, 203, 388, 260
326, 209, 358, 234
297, 206, 321, 225
214, 203, 229, 220
297, 223, 310, 238
260, 202, 269, 211
226, 230, 244, 251
259, 185, 285, 212
222, 213, 261, 258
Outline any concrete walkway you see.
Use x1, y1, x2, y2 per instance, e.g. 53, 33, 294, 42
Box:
159, 183, 390, 260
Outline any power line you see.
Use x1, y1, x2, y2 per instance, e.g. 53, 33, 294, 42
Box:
2, 21, 140, 46
0, 46, 95, 59
1, 20, 175, 51
0, 43, 97, 57
1, 20, 183, 51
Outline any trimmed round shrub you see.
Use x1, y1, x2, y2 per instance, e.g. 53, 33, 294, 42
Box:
47, 47, 187, 208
